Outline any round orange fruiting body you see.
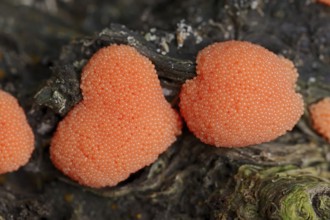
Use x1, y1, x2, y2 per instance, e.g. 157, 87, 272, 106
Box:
0, 90, 34, 173
317, 0, 330, 6
50, 45, 181, 188
309, 97, 330, 141
179, 41, 304, 147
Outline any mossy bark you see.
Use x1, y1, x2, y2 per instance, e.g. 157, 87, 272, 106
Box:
214, 165, 330, 220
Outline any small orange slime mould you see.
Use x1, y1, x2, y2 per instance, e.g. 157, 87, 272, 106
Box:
50, 45, 181, 188
309, 97, 330, 141
317, 0, 330, 6
180, 41, 304, 147
0, 90, 34, 174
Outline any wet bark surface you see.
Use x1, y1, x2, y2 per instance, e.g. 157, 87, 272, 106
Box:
0, 0, 330, 219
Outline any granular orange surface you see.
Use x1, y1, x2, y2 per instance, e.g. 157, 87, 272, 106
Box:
179, 41, 304, 147
317, 0, 330, 6
309, 97, 330, 141
0, 90, 34, 173
50, 45, 181, 188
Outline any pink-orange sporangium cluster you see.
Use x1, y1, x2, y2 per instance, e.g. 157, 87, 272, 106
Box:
50, 45, 182, 188
50, 41, 304, 187
309, 97, 330, 141
0, 90, 34, 174
179, 41, 304, 147
317, 0, 330, 6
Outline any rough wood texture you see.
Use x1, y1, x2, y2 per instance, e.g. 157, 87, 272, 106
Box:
0, 0, 330, 219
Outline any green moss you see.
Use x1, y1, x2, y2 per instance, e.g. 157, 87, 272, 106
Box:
216, 165, 330, 219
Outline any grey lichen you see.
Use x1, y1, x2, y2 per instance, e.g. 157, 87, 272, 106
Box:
34, 65, 81, 115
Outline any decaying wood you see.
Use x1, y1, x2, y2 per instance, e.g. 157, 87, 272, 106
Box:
1, 0, 330, 219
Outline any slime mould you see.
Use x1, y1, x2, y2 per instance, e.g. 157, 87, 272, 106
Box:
34, 24, 195, 116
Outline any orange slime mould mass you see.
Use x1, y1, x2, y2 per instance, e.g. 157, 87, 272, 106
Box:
0, 90, 34, 174
50, 45, 182, 188
317, 0, 330, 6
309, 97, 330, 141
179, 41, 304, 148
